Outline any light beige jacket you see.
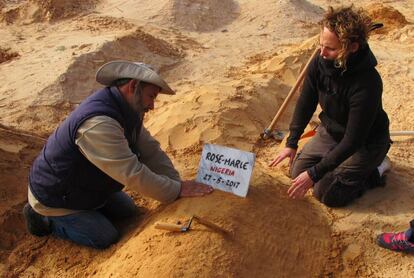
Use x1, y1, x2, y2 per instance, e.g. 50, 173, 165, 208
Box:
29, 116, 181, 216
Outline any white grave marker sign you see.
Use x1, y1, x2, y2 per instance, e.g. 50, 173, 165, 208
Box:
196, 144, 255, 197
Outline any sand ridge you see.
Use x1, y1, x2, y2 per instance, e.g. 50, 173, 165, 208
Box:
0, 0, 99, 24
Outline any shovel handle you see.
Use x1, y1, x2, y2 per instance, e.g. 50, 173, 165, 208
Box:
154, 222, 184, 232
390, 131, 414, 136
266, 47, 319, 133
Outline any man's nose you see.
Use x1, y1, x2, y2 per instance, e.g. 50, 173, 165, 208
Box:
320, 47, 327, 57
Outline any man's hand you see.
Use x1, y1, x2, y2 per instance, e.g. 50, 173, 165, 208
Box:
179, 180, 214, 198
269, 147, 297, 168
287, 171, 314, 199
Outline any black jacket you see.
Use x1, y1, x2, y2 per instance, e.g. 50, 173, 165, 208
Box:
286, 45, 390, 182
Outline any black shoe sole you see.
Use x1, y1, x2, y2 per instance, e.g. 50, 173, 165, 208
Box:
23, 203, 51, 237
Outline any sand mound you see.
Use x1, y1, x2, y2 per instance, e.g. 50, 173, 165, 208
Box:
0, 47, 19, 64
277, 0, 323, 17
0, 29, 183, 135
0, 0, 98, 24
85, 178, 330, 277
74, 15, 134, 33
270, 0, 323, 27
0, 209, 26, 259
50, 29, 182, 105
161, 0, 240, 32
0, 125, 44, 265
32, 0, 99, 21
146, 81, 286, 162
141, 40, 319, 182
366, 4, 409, 34
3, 172, 331, 277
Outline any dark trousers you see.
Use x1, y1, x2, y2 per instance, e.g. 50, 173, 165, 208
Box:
47, 191, 137, 249
291, 126, 390, 207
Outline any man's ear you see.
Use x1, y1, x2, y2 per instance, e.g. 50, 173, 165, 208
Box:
127, 80, 138, 95
350, 42, 359, 53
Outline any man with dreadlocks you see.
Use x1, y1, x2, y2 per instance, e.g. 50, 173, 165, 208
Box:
270, 6, 391, 207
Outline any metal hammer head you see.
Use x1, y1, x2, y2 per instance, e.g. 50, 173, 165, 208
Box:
182, 216, 194, 232
261, 128, 285, 141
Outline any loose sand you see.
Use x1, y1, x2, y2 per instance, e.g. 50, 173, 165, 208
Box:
0, 0, 413, 277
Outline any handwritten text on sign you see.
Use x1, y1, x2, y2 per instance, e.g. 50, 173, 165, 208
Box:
196, 144, 255, 197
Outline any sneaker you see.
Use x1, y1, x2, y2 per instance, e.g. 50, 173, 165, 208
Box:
377, 156, 392, 177
22, 203, 51, 237
377, 229, 414, 253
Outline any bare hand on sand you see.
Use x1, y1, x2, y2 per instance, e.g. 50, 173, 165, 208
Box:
287, 171, 314, 199
268, 147, 297, 168
269, 148, 312, 199
180, 180, 214, 197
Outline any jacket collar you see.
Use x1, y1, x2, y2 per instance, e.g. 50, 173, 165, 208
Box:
318, 44, 377, 77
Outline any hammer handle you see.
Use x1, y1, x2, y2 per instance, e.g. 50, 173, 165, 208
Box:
154, 222, 183, 232
193, 216, 229, 235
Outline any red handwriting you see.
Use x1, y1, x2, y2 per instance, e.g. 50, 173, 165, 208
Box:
210, 166, 235, 176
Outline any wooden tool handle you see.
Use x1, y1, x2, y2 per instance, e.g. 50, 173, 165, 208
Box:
154, 222, 183, 232
266, 47, 319, 132
193, 216, 229, 235
390, 131, 414, 136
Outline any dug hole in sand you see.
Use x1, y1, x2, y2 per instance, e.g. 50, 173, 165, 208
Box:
0, 0, 413, 277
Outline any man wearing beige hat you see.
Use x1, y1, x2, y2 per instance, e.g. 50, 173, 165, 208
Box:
23, 61, 213, 249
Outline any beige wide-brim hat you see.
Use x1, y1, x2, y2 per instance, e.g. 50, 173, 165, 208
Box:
96, 60, 175, 95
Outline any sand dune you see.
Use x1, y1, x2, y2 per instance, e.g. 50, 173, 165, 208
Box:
1, 0, 413, 277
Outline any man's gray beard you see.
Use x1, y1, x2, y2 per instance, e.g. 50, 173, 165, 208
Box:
131, 83, 146, 118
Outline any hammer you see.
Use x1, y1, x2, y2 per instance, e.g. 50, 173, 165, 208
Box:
154, 216, 194, 232
154, 215, 230, 236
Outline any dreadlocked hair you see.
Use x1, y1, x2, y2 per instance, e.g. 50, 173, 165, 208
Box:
321, 5, 372, 70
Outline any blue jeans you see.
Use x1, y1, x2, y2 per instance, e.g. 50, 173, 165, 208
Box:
47, 191, 137, 249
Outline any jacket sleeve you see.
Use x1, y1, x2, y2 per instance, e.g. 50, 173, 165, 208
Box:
137, 126, 181, 183
307, 72, 383, 182
75, 116, 181, 203
286, 55, 319, 149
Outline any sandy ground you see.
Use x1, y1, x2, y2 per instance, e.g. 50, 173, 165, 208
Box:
0, 0, 413, 277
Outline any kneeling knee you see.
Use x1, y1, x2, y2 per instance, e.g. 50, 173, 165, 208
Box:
320, 197, 347, 208
313, 188, 350, 208
92, 231, 120, 249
